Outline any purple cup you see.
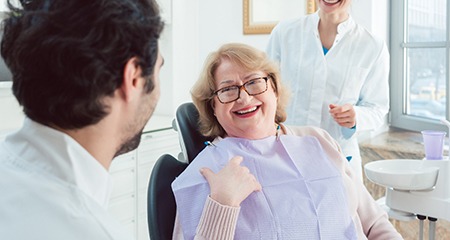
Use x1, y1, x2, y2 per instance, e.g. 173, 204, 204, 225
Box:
421, 130, 446, 160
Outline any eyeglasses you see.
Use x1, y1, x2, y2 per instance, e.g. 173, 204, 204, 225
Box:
213, 76, 269, 104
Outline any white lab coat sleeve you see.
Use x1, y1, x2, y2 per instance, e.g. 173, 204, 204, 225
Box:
354, 42, 390, 133
266, 23, 282, 63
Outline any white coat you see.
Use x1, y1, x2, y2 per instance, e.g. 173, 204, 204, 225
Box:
0, 119, 132, 240
266, 12, 390, 179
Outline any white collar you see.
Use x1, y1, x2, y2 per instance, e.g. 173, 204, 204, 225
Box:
336, 14, 355, 35
5, 118, 112, 207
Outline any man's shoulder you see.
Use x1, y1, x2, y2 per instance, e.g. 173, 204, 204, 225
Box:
0, 178, 130, 240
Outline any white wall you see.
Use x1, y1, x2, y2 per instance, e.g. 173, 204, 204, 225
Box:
196, 0, 269, 66
0, 0, 9, 12
350, 0, 389, 45
155, 0, 270, 116
0, 83, 22, 134
0, 0, 22, 133
154, 0, 201, 115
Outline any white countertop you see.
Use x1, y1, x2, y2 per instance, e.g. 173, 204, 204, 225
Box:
0, 81, 12, 97
143, 114, 175, 133
0, 114, 176, 139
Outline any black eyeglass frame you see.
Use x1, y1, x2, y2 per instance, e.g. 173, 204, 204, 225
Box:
213, 76, 270, 104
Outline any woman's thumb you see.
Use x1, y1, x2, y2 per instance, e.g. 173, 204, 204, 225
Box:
200, 167, 214, 181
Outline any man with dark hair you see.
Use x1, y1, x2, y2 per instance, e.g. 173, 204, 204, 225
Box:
0, 0, 164, 239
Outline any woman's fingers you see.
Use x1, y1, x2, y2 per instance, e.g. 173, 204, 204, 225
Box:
201, 156, 261, 207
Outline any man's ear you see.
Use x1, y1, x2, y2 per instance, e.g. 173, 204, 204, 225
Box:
121, 57, 142, 102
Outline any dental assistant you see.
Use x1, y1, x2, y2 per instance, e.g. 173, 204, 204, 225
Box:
266, 0, 389, 179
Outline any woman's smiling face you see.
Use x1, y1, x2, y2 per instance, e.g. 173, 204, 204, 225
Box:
212, 58, 278, 140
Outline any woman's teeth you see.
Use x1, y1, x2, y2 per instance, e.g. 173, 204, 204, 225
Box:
236, 106, 257, 114
324, 0, 340, 4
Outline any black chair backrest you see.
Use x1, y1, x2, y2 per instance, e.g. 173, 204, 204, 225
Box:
147, 154, 188, 240
175, 102, 214, 163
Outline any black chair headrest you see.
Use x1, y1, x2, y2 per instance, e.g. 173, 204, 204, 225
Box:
175, 102, 214, 163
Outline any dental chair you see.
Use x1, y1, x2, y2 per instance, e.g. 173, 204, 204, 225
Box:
147, 154, 188, 240
174, 102, 214, 163
147, 102, 212, 239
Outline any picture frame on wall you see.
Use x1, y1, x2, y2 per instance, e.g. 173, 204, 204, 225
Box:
243, 0, 317, 34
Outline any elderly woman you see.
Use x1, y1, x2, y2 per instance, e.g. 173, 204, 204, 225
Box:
171, 43, 401, 240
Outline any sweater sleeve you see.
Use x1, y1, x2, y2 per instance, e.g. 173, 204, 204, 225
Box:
355, 180, 403, 240
172, 196, 240, 240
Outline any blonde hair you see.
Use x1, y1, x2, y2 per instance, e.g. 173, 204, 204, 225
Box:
191, 43, 290, 138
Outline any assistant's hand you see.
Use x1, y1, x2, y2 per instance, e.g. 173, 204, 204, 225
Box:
200, 156, 262, 207
329, 103, 356, 128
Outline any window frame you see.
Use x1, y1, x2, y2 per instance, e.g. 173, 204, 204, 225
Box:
390, 0, 450, 132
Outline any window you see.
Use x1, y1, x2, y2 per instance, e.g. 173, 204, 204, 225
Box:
390, 0, 449, 132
